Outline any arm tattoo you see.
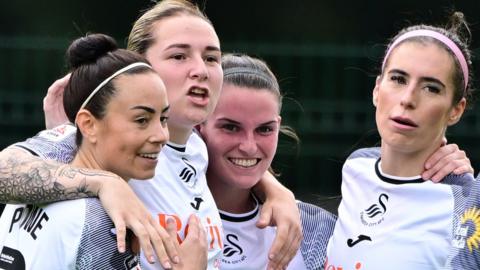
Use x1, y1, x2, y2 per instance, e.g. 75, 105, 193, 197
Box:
0, 151, 116, 204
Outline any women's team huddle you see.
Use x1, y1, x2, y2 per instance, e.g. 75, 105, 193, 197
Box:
0, 1, 479, 269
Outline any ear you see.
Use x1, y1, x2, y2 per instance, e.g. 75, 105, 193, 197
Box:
372, 76, 381, 107
277, 115, 282, 126
447, 97, 466, 126
75, 109, 99, 144
196, 122, 206, 139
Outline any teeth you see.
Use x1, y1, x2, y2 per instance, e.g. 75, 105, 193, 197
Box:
140, 153, 158, 159
230, 158, 258, 167
190, 88, 207, 95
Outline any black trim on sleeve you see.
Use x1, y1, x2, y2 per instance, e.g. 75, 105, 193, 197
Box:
14, 145, 39, 156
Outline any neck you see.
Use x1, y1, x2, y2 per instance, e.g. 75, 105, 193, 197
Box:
167, 123, 193, 145
207, 172, 256, 214
70, 147, 127, 179
380, 139, 442, 177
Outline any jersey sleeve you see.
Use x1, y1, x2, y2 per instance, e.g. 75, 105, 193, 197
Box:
297, 201, 337, 270
11, 124, 78, 164
444, 176, 480, 270
346, 147, 381, 161
76, 198, 140, 270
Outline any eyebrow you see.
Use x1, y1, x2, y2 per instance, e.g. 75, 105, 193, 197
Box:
130, 105, 170, 114
161, 105, 170, 113
388, 69, 446, 88
131, 105, 155, 114
259, 120, 278, 126
165, 43, 221, 52
218, 118, 278, 126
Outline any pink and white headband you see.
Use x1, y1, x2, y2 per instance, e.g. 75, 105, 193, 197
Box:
382, 29, 469, 90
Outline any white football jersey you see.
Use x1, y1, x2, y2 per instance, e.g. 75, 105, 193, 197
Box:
129, 131, 223, 270
220, 197, 336, 270
0, 125, 139, 269
326, 147, 475, 270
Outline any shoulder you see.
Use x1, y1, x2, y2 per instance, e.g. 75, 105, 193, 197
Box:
297, 201, 336, 270
441, 173, 475, 187
188, 130, 207, 153
12, 124, 77, 163
297, 201, 337, 234
185, 130, 208, 169
347, 147, 380, 161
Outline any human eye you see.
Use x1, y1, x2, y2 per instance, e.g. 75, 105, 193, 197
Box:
257, 125, 275, 135
390, 75, 406, 85
205, 54, 220, 63
423, 85, 441, 94
221, 123, 239, 132
135, 116, 149, 127
170, 53, 186, 61
160, 116, 169, 126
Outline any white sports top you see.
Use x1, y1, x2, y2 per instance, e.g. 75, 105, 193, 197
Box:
326, 147, 476, 270
1, 125, 223, 269
220, 197, 336, 269
129, 131, 223, 270
0, 124, 140, 269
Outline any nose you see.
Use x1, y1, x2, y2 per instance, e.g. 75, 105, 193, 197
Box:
400, 85, 417, 109
189, 55, 209, 81
238, 133, 257, 155
150, 122, 169, 145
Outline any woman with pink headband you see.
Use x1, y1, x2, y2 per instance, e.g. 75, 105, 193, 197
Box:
325, 12, 477, 269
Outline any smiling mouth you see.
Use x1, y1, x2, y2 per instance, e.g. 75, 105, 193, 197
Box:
139, 153, 159, 160
229, 158, 260, 168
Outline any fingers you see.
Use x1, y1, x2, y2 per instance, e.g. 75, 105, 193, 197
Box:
154, 219, 180, 265
43, 73, 71, 129
144, 218, 174, 269
424, 159, 472, 182
175, 215, 207, 270
101, 183, 174, 268
129, 219, 156, 264
186, 215, 208, 267
266, 220, 303, 270
441, 136, 447, 146
183, 215, 200, 241
196, 217, 206, 245
424, 143, 459, 171
112, 218, 127, 253
44, 73, 70, 105
112, 215, 161, 266
50, 73, 71, 93
256, 203, 273, 229
267, 226, 288, 270
422, 143, 472, 181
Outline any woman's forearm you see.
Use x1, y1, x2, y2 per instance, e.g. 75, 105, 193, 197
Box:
0, 147, 116, 204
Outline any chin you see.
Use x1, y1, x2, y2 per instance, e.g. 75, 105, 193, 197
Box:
232, 175, 262, 190
132, 171, 155, 180
187, 114, 209, 126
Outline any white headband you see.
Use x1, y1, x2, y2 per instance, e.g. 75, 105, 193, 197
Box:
79, 62, 153, 110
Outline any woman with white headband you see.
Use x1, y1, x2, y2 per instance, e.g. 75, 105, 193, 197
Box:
325, 12, 477, 269
0, 33, 207, 269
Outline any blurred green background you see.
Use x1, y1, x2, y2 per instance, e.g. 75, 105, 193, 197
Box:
1, 0, 479, 205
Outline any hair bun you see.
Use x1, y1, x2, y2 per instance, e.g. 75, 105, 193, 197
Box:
446, 11, 471, 45
66, 33, 118, 68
